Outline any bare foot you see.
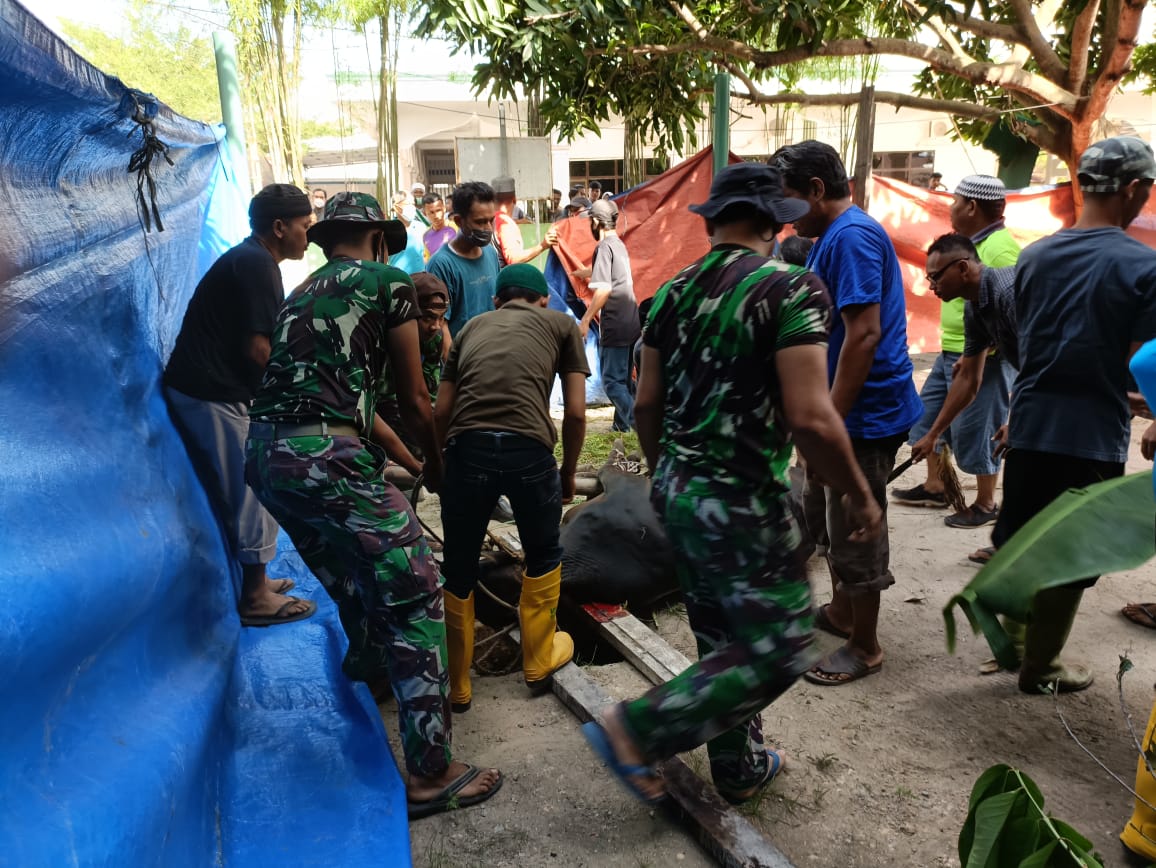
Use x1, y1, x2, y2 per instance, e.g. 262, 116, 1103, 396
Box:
601, 704, 664, 802
407, 760, 501, 803
238, 587, 311, 620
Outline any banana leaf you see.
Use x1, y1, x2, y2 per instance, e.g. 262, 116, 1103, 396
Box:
944, 471, 1156, 668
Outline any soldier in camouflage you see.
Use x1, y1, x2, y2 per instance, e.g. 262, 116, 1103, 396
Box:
244, 192, 502, 819
580, 163, 882, 805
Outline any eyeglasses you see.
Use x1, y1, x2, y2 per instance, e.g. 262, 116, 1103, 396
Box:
925, 258, 969, 285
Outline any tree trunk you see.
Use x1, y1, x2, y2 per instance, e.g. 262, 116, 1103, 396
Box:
623, 114, 645, 190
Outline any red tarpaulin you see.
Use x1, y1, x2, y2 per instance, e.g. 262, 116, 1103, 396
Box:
552, 146, 1156, 354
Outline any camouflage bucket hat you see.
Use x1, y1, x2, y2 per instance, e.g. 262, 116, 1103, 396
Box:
1077, 136, 1156, 193
307, 191, 408, 254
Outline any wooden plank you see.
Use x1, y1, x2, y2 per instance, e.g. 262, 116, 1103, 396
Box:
550, 662, 796, 868
579, 602, 690, 684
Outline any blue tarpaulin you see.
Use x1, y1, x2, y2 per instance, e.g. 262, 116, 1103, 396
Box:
0, 1, 409, 863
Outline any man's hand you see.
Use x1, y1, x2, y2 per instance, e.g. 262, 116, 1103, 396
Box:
421, 455, 443, 493
561, 469, 577, 504
544, 226, 559, 247
951, 357, 963, 378
571, 265, 592, 280
842, 493, 883, 542
991, 424, 1010, 459
1143, 422, 1156, 461
1129, 391, 1153, 420
910, 432, 937, 463
579, 320, 590, 339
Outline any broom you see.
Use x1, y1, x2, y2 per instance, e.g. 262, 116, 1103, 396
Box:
888, 443, 968, 514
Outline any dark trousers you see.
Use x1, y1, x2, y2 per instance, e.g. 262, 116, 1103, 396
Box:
600, 345, 635, 432
993, 448, 1125, 588
440, 431, 564, 598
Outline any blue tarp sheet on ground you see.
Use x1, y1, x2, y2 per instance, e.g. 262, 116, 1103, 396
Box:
0, 1, 409, 863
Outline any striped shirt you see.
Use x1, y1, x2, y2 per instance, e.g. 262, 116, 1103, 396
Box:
963, 265, 1018, 368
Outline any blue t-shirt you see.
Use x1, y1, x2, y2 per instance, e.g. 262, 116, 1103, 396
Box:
428, 242, 501, 337
807, 206, 922, 439
1012, 227, 1156, 463
388, 221, 428, 275
1130, 338, 1156, 500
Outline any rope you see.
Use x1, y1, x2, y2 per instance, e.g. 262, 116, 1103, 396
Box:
120, 90, 173, 233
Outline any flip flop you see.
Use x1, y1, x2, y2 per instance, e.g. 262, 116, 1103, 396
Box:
239, 597, 317, 627
581, 720, 666, 806
407, 764, 504, 819
268, 578, 296, 594
716, 748, 785, 805
803, 646, 882, 686
1122, 603, 1156, 630
968, 546, 995, 565
814, 604, 850, 639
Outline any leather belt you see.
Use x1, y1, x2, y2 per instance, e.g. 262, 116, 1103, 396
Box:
249, 420, 360, 440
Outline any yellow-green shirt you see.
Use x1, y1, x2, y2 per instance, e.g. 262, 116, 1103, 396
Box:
939, 226, 1021, 352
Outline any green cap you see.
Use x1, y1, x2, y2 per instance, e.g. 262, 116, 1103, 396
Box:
1077, 136, 1156, 193
495, 263, 549, 297
307, 191, 407, 254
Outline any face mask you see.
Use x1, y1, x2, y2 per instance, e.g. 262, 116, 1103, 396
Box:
590, 220, 601, 241
467, 228, 493, 247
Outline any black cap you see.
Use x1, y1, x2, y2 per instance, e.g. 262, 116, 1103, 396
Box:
688, 163, 811, 224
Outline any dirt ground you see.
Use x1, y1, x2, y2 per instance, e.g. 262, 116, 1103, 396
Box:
390, 356, 1156, 867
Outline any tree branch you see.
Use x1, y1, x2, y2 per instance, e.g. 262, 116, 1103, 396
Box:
1086, 0, 1144, 120
1006, 0, 1070, 84
740, 88, 1002, 121
1068, 0, 1103, 94
625, 36, 1080, 116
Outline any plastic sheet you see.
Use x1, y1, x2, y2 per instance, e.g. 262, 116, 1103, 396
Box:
0, 2, 408, 864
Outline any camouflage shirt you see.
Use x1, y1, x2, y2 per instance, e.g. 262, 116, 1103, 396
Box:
251, 256, 419, 431
643, 244, 832, 496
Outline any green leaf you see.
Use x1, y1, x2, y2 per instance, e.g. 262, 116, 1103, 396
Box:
1016, 840, 1057, 868
968, 764, 1014, 812
999, 816, 1043, 865
966, 790, 1022, 868
1050, 820, 1094, 853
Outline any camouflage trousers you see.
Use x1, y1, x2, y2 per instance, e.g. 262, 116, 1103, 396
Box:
245, 433, 451, 778
621, 465, 816, 792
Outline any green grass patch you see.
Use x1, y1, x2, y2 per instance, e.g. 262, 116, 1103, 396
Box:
554, 430, 640, 467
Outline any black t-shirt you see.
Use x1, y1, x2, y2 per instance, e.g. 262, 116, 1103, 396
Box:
164, 237, 284, 403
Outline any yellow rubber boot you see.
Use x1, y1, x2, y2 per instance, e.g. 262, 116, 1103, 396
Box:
1122, 691, 1156, 860
443, 591, 474, 713
519, 564, 574, 693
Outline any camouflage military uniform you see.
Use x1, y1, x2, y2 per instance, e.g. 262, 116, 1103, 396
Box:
245, 250, 452, 778
375, 329, 444, 456
625, 245, 831, 793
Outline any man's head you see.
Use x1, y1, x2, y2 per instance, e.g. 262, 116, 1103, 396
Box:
566, 196, 592, 218
929, 173, 942, 187
422, 193, 446, 229
688, 162, 810, 255
1078, 136, 1156, 228
310, 187, 327, 212
949, 175, 1007, 236
249, 184, 314, 262
451, 181, 497, 249
779, 235, 814, 266
411, 271, 449, 341
411, 182, 426, 200
306, 192, 407, 260
492, 175, 517, 213
551, 188, 562, 208
494, 263, 549, 308
590, 198, 618, 239
925, 233, 981, 302
770, 140, 852, 238
589, 180, 603, 197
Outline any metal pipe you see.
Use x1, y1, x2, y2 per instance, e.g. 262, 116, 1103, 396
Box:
712, 72, 730, 174
212, 31, 253, 195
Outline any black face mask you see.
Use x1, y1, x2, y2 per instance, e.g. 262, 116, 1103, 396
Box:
466, 228, 493, 247
590, 220, 601, 241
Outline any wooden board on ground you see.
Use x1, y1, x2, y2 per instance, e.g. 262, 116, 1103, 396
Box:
578, 602, 690, 684
551, 663, 796, 868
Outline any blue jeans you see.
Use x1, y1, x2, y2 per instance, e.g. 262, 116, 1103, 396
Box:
909, 351, 1012, 476
601, 345, 635, 432
439, 431, 563, 598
